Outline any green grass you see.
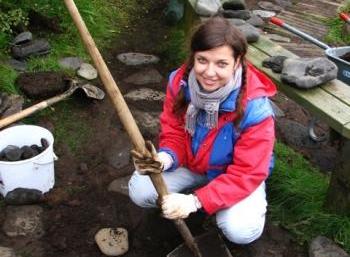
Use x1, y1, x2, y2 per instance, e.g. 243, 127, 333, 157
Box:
324, 1, 350, 45
269, 142, 350, 251
0, 63, 19, 93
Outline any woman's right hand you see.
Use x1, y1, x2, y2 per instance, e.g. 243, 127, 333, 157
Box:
130, 141, 164, 175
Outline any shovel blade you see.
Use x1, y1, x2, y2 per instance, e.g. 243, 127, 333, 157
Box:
167, 232, 232, 257
81, 84, 105, 100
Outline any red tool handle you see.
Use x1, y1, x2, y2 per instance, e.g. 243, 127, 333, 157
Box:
269, 16, 284, 26
339, 12, 350, 24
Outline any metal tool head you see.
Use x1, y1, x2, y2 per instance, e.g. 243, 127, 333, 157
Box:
167, 232, 232, 257
79, 83, 105, 100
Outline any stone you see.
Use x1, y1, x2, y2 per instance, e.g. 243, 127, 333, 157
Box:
164, 0, 184, 25
11, 39, 51, 59
107, 175, 131, 196
2, 205, 44, 238
258, 1, 284, 12
221, 9, 251, 20
106, 131, 132, 169
221, 0, 246, 10
95, 228, 129, 256
132, 110, 160, 138
124, 88, 165, 101
58, 57, 83, 70
117, 52, 160, 66
0, 93, 10, 114
266, 33, 291, 43
20, 145, 36, 159
236, 23, 260, 43
246, 14, 265, 27
77, 63, 98, 80
226, 18, 246, 27
262, 55, 288, 73
252, 9, 276, 19
281, 57, 338, 89
1, 145, 22, 162
274, 0, 292, 8
193, 0, 222, 16
8, 59, 27, 72
123, 68, 163, 85
1, 95, 24, 119
309, 236, 350, 257
0, 247, 17, 257
5, 188, 43, 205
13, 32, 33, 45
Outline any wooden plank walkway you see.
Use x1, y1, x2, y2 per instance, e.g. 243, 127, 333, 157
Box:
264, 0, 343, 57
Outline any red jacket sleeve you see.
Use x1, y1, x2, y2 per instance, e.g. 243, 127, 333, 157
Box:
158, 80, 187, 169
195, 116, 275, 215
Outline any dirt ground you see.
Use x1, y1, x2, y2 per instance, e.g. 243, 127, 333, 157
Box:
0, 1, 335, 256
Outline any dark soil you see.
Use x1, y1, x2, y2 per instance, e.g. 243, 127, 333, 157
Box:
0, 1, 335, 257
340, 51, 350, 63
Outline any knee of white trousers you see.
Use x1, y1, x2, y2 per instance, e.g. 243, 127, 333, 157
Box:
217, 215, 265, 244
128, 171, 158, 208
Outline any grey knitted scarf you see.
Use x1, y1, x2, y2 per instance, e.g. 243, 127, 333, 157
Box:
185, 66, 242, 136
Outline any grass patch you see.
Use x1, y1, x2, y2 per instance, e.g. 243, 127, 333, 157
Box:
324, 1, 350, 45
269, 142, 350, 251
0, 63, 19, 93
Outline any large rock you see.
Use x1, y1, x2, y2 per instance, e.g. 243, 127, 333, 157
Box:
132, 110, 160, 138
221, 9, 251, 20
105, 131, 132, 170
95, 228, 129, 256
58, 57, 83, 70
262, 55, 288, 73
5, 188, 44, 205
13, 32, 33, 45
258, 1, 284, 12
246, 14, 265, 27
0, 94, 24, 118
309, 236, 350, 257
108, 175, 132, 196
281, 57, 338, 89
123, 68, 163, 85
2, 205, 44, 238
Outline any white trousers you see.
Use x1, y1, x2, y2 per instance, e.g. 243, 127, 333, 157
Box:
128, 167, 267, 244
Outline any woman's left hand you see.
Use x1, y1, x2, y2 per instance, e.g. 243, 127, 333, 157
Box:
161, 193, 202, 219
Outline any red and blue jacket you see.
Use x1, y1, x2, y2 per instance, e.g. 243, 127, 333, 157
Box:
159, 62, 277, 215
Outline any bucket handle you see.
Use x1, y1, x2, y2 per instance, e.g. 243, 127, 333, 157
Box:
33, 153, 58, 166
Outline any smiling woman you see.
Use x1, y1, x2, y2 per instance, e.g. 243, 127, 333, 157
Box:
129, 16, 278, 244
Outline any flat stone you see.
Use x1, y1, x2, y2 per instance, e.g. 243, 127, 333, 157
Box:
117, 52, 159, 66
132, 110, 160, 138
0, 247, 17, 257
1, 95, 24, 118
226, 18, 246, 27
246, 14, 265, 27
77, 63, 98, 80
8, 59, 27, 72
309, 236, 350, 257
107, 175, 131, 196
95, 228, 129, 256
221, 9, 251, 20
252, 9, 276, 19
1, 145, 22, 161
237, 23, 260, 43
123, 68, 163, 85
281, 57, 338, 89
266, 33, 291, 43
222, 0, 246, 10
274, 0, 292, 8
2, 205, 44, 238
106, 132, 132, 170
13, 32, 32, 45
124, 88, 165, 101
258, 1, 284, 12
58, 57, 83, 70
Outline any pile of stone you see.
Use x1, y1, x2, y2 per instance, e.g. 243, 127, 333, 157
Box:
0, 138, 49, 162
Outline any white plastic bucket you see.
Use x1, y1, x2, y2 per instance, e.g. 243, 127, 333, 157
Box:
0, 125, 57, 197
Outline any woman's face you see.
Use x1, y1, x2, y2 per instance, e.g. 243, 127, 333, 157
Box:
193, 45, 238, 92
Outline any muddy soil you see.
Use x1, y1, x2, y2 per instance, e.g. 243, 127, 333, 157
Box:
0, 1, 334, 257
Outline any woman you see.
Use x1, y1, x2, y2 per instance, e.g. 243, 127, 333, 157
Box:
129, 16, 276, 244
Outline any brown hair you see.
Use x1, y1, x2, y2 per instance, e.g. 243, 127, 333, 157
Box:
173, 16, 248, 126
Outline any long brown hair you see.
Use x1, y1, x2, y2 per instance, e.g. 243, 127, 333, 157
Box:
173, 16, 248, 125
